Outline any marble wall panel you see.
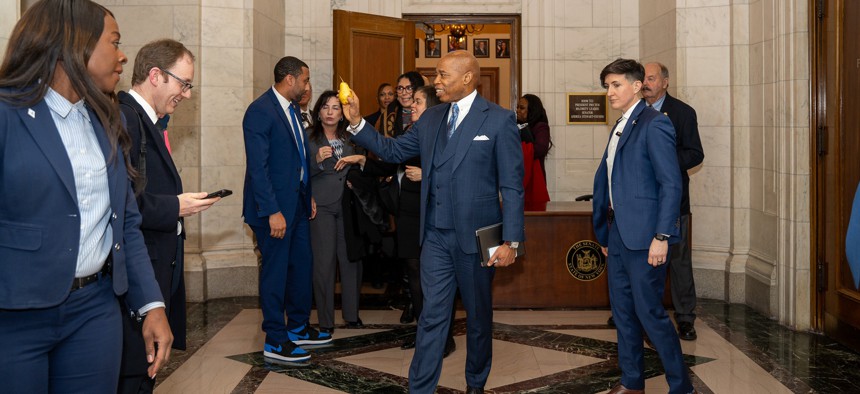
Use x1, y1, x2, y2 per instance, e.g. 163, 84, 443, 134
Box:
112, 7, 175, 46
639, 12, 675, 59
202, 47, 246, 87
749, 208, 779, 259
687, 0, 731, 7
401, 0, 523, 14
200, 203, 247, 249
678, 5, 731, 47
172, 5, 201, 43
200, 87, 249, 127
556, 28, 614, 60
732, 125, 750, 168
200, 126, 246, 167
284, 27, 304, 56
637, 0, 674, 24
201, 0, 244, 7
253, 13, 285, 56
256, 0, 286, 20
731, 168, 751, 209
556, 0, 592, 27
561, 61, 596, 92
199, 163, 246, 199
685, 46, 731, 87
699, 126, 731, 167
692, 166, 732, 208
284, 0, 304, 28
168, 125, 202, 169
678, 86, 731, 127
732, 3, 750, 45
201, 7, 245, 48
692, 206, 732, 249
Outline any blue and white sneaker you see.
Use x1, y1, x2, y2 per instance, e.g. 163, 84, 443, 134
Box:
263, 341, 310, 362
287, 324, 333, 345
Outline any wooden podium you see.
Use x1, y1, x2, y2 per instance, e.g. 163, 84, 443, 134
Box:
492, 201, 610, 308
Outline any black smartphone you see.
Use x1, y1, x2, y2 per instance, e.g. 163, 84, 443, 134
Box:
205, 189, 232, 199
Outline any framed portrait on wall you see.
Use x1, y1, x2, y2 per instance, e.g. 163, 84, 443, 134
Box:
473, 38, 490, 58
495, 39, 510, 58
425, 39, 441, 58
448, 35, 467, 52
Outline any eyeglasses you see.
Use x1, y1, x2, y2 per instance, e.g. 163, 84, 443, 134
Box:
160, 68, 194, 93
395, 85, 413, 93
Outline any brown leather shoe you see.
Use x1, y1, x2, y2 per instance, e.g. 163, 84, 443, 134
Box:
608, 383, 644, 394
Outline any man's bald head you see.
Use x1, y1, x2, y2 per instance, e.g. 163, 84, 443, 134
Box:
434, 51, 480, 102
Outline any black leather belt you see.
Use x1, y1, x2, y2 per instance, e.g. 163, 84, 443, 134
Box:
71, 256, 112, 292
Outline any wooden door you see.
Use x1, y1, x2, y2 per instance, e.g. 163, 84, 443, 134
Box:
812, 0, 860, 350
333, 10, 415, 117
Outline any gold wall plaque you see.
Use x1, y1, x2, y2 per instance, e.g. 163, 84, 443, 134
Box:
567, 93, 607, 125
566, 240, 606, 281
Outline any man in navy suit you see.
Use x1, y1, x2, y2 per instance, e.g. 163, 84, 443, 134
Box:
242, 56, 327, 363
343, 51, 524, 394
592, 58, 695, 394
0, 1, 172, 392
642, 62, 705, 341
117, 39, 220, 393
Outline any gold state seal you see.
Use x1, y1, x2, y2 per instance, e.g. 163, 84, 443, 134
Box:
566, 240, 606, 281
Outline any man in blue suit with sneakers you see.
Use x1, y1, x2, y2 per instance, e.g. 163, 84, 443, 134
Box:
242, 56, 329, 362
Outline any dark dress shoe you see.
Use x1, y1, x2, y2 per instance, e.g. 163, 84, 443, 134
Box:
678, 321, 697, 341
345, 319, 364, 329
607, 315, 616, 327
400, 338, 416, 349
400, 304, 414, 324
443, 337, 456, 358
465, 386, 483, 394
607, 383, 644, 394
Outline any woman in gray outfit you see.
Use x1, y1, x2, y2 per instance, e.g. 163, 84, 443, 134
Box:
307, 90, 364, 332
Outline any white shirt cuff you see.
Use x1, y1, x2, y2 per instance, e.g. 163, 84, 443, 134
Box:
139, 302, 166, 316
347, 119, 365, 135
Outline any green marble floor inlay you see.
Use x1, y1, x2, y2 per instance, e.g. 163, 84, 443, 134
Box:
227, 320, 715, 394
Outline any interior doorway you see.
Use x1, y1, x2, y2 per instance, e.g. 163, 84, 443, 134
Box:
403, 14, 521, 110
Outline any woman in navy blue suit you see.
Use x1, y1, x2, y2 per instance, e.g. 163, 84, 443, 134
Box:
0, 1, 172, 392
592, 58, 694, 394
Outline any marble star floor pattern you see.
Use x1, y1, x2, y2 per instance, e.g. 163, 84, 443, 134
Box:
152, 297, 860, 393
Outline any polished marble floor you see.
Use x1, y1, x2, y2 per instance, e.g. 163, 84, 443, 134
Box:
153, 294, 860, 393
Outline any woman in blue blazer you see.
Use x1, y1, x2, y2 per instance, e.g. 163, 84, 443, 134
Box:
0, 1, 171, 392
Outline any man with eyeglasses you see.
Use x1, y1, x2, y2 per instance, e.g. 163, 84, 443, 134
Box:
117, 39, 220, 394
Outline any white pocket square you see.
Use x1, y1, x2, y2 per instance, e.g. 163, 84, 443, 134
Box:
473, 135, 490, 141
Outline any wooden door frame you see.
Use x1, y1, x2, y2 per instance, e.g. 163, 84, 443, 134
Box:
810, 0, 830, 333
402, 14, 521, 110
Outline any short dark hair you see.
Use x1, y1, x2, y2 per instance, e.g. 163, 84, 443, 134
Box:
131, 39, 195, 86
415, 85, 441, 108
274, 56, 308, 83
599, 58, 644, 86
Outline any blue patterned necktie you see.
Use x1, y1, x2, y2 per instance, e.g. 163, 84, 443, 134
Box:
447, 103, 459, 139
288, 103, 308, 185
